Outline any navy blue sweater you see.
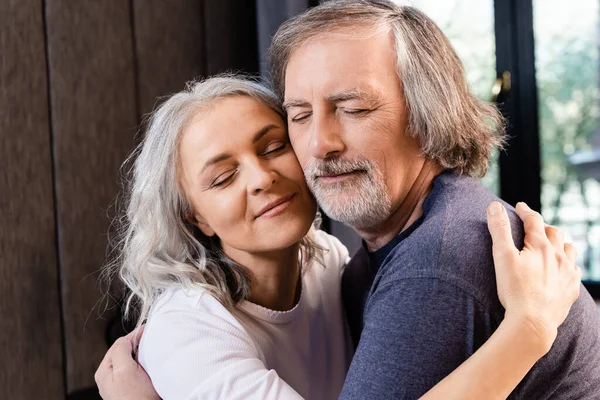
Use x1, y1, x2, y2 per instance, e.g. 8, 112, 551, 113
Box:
340, 172, 600, 399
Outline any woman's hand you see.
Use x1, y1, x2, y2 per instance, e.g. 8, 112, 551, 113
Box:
95, 326, 160, 400
487, 201, 582, 355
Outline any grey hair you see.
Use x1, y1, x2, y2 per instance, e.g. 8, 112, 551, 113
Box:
108, 74, 323, 326
269, 0, 505, 177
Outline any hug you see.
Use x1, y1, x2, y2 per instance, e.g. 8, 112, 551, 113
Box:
95, 1, 600, 399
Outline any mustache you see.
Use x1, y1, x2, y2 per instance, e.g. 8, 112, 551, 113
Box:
304, 157, 373, 178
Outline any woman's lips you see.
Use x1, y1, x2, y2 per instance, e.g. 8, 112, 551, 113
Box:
255, 193, 296, 219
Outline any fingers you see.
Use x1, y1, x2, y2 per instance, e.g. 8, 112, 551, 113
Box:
546, 226, 579, 273
95, 346, 113, 385
110, 335, 137, 371
564, 242, 578, 263
486, 201, 517, 261
545, 225, 565, 254
132, 324, 145, 344
126, 325, 145, 359
515, 202, 548, 248
515, 202, 546, 237
565, 263, 582, 309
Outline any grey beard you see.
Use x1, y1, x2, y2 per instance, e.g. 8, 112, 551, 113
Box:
304, 158, 391, 229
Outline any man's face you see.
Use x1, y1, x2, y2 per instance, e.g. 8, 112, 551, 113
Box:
284, 27, 425, 229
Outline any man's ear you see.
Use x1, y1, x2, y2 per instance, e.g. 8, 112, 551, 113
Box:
187, 213, 215, 237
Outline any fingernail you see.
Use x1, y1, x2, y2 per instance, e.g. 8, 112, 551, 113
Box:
489, 202, 503, 215
517, 202, 530, 210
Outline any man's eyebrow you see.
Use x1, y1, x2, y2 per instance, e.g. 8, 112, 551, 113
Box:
326, 88, 380, 103
282, 99, 310, 111
199, 124, 281, 175
283, 89, 382, 110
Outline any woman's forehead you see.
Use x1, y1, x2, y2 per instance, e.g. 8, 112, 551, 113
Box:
178, 98, 286, 167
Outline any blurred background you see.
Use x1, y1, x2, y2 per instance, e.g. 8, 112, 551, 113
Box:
1, 0, 599, 399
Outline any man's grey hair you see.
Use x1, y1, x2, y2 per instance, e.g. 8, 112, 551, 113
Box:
269, 0, 505, 177
106, 74, 322, 326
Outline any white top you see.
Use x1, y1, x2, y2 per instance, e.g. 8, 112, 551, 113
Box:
138, 230, 354, 400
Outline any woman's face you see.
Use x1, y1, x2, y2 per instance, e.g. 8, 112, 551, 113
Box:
178, 95, 317, 257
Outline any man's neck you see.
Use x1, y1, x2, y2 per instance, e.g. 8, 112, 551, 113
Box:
222, 243, 301, 311
357, 161, 443, 252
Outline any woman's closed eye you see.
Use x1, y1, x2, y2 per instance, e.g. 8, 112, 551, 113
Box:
262, 141, 288, 156
211, 170, 237, 188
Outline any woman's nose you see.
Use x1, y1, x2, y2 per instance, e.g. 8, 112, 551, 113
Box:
248, 162, 278, 195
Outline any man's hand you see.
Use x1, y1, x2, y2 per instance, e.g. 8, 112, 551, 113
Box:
486, 201, 582, 353
95, 326, 160, 400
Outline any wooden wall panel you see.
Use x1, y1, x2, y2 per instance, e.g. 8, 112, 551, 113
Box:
45, 0, 138, 393
0, 0, 65, 398
204, 0, 260, 76
133, 0, 207, 117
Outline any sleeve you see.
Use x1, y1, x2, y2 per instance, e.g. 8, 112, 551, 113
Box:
338, 278, 496, 399
140, 303, 304, 400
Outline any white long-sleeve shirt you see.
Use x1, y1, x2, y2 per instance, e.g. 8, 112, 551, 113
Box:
138, 230, 354, 400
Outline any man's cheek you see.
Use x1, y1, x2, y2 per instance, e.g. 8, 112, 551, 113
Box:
290, 141, 311, 169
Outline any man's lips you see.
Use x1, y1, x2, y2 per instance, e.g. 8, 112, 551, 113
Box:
255, 193, 296, 219
315, 170, 365, 182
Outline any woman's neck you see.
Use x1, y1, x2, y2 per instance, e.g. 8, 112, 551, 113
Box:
221, 243, 301, 311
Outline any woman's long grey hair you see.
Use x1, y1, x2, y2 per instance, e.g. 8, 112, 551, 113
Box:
107, 75, 322, 327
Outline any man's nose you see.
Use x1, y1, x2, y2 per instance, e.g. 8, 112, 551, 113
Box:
310, 113, 346, 159
248, 161, 278, 195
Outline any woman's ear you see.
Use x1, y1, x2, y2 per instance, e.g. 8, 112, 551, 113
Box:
187, 213, 215, 237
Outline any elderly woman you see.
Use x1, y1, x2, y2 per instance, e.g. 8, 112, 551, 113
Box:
95, 76, 580, 400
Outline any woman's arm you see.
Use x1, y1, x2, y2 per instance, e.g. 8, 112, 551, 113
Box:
95, 326, 160, 400
421, 202, 581, 400
95, 293, 304, 400
139, 298, 304, 400
96, 202, 580, 400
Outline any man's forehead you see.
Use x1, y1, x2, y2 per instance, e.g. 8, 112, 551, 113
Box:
283, 27, 398, 103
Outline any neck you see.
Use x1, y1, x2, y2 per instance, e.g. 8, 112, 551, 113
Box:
357, 160, 443, 252
222, 243, 301, 311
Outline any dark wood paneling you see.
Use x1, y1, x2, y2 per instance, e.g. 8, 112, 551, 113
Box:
45, 0, 138, 393
204, 0, 259, 76
0, 0, 65, 398
133, 0, 207, 117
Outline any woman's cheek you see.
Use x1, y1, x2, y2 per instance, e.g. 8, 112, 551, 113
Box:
216, 191, 247, 227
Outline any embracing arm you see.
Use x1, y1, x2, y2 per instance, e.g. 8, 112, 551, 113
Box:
95, 298, 304, 400
139, 304, 303, 400
421, 315, 549, 400
421, 202, 580, 399
95, 326, 161, 400
339, 202, 580, 400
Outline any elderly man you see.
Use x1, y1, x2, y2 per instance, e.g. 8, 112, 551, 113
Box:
271, 2, 600, 398
96, 1, 600, 398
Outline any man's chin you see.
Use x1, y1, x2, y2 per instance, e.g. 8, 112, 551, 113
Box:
317, 202, 364, 227
316, 196, 391, 230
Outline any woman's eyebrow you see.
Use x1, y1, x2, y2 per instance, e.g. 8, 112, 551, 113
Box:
200, 153, 232, 175
199, 124, 281, 176
252, 124, 280, 144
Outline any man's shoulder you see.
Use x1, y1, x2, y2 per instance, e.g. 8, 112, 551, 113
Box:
378, 173, 523, 307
